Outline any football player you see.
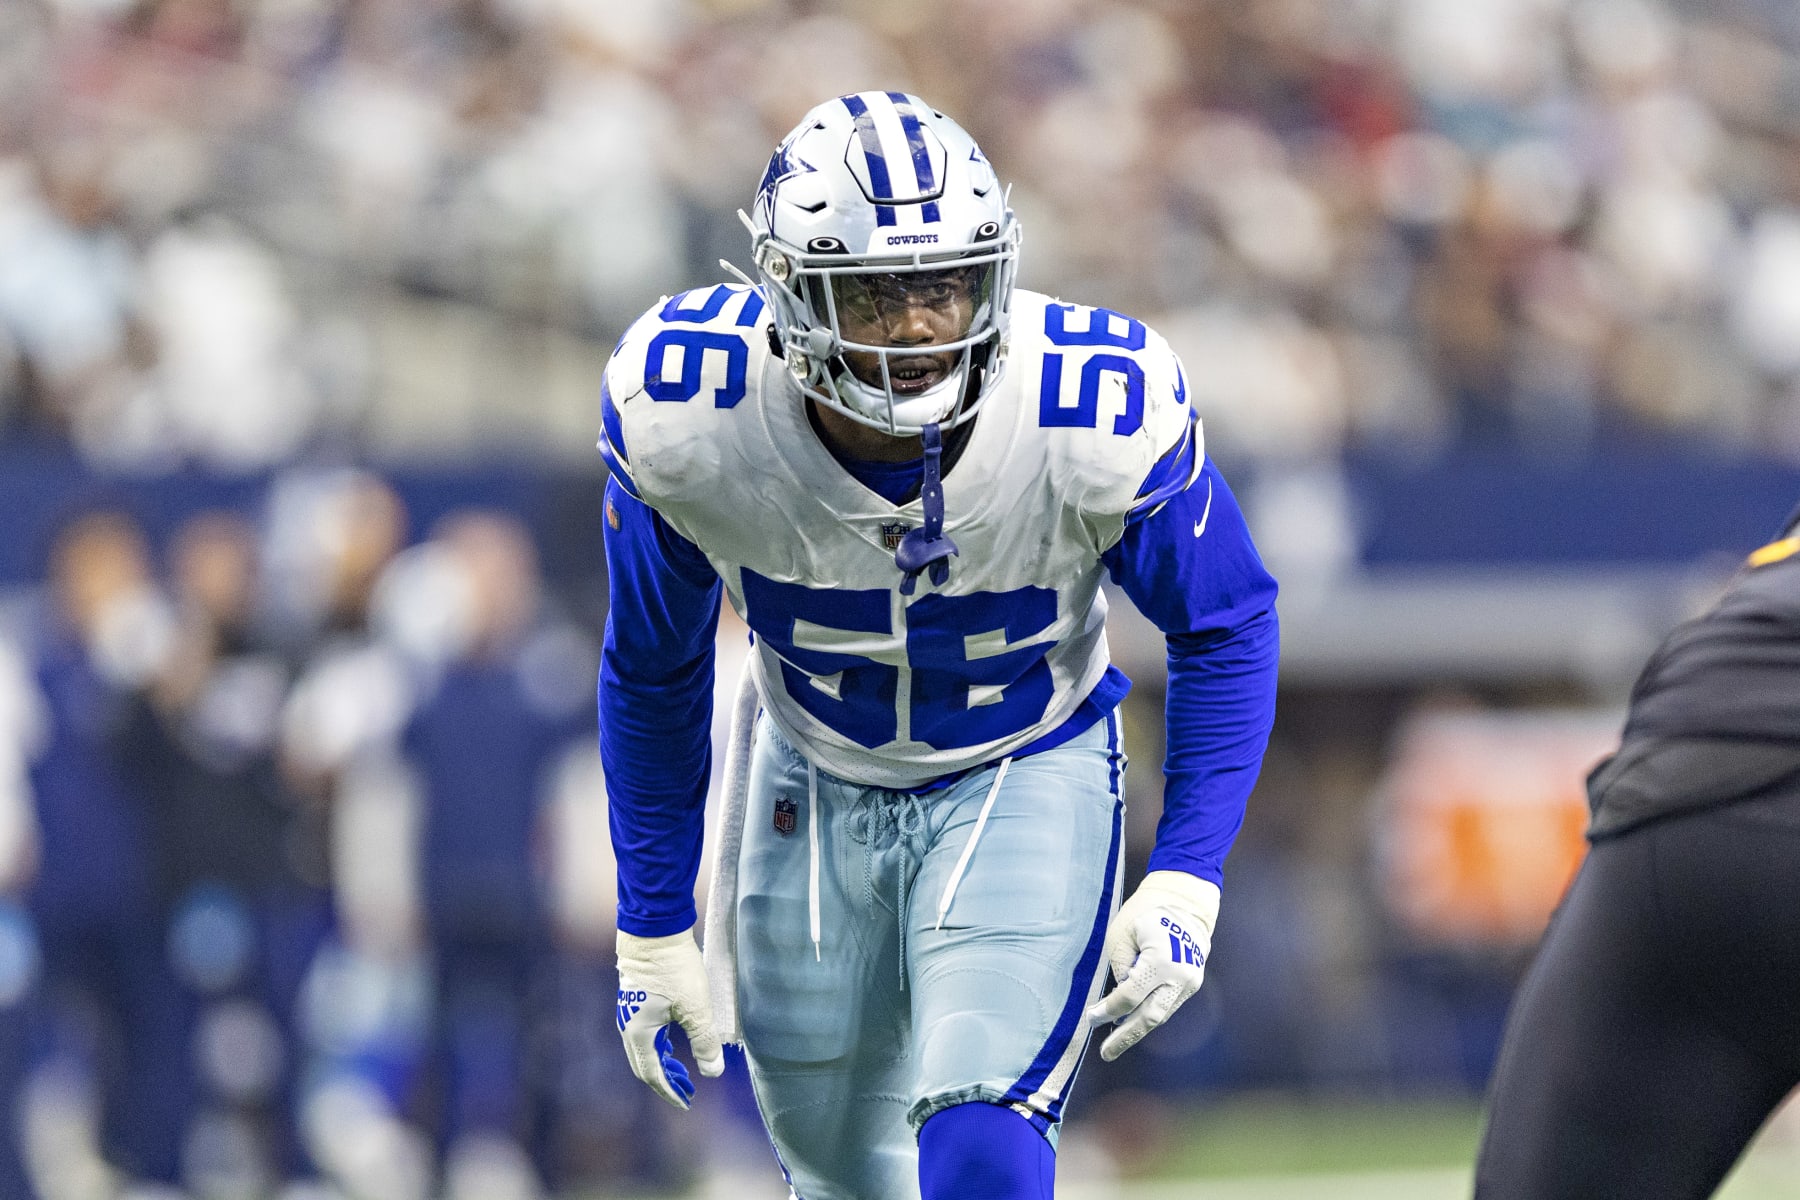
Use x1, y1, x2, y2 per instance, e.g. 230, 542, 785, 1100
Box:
600, 92, 1279, 1200
1475, 503, 1800, 1199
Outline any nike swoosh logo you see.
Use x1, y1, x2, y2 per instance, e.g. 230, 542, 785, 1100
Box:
1192, 477, 1214, 538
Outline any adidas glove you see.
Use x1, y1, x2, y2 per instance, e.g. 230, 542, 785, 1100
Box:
1085, 870, 1220, 1062
616, 927, 726, 1110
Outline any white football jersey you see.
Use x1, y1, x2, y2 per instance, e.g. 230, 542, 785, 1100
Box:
601, 284, 1201, 788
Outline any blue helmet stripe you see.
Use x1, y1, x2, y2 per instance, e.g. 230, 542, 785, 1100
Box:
886, 91, 941, 223
841, 93, 898, 227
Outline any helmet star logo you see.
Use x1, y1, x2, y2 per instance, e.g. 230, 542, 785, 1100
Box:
756, 142, 816, 230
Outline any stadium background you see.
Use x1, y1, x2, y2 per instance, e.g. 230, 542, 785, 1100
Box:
1, 0, 1799, 1196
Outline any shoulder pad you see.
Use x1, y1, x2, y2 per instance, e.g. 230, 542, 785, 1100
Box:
1012, 291, 1204, 527
600, 284, 770, 499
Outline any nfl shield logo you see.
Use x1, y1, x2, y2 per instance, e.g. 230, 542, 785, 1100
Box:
882, 521, 910, 551
772, 796, 798, 836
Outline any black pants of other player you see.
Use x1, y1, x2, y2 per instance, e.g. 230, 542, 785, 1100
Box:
1475, 791, 1800, 1200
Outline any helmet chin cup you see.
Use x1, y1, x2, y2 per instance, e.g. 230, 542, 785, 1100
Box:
834, 367, 965, 431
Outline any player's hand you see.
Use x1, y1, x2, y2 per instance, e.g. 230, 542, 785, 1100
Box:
616, 927, 726, 1109
1085, 870, 1220, 1062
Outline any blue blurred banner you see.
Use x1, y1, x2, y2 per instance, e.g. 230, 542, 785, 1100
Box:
5, 447, 1791, 589
0, 448, 602, 588
1348, 449, 1800, 567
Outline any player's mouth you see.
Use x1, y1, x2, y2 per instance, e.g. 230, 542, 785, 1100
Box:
886, 353, 953, 395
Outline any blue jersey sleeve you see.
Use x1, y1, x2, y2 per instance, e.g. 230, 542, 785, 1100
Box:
599, 476, 723, 937
1101, 457, 1279, 886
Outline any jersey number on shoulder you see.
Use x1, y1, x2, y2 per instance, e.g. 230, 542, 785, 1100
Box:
1038, 303, 1151, 435
740, 570, 1058, 751
643, 286, 766, 409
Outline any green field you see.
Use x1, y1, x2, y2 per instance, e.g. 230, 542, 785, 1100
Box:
633, 1095, 1800, 1200
1047, 1096, 1800, 1200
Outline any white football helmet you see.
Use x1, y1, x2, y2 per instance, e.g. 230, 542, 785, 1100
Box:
745, 92, 1021, 435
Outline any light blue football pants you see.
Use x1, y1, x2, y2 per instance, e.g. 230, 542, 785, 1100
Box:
734, 711, 1127, 1200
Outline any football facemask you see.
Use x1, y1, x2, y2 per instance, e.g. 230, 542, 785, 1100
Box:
814, 262, 999, 428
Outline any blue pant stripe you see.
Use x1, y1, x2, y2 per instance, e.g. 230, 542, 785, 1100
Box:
1105, 706, 1122, 798
1000, 722, 1123, 1116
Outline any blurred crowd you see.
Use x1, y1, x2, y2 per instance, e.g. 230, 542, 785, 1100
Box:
0, 467, 733, 1200
3, 0, 1800, 1194
2, 0, 1800, 469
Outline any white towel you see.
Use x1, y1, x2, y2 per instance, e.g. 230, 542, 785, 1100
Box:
702, 654, 760, 1045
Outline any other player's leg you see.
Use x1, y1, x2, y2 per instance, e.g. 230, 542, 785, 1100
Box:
1475, 808, 1800, 1199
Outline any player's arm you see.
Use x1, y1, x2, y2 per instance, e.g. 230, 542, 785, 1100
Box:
1109, 451, 1279, 884
1086, 444, 1280, 1060
599, 470, 727, 1107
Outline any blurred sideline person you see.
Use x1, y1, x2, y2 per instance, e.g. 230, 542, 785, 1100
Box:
266, 469, 432, 1195
24, 510, 189, 1188
268, 468, 413, 931
120, 510, 326, 1187
400, 510, 594, 1199
0, 618, 42, 1200
600, 93, 1279, 1199
1475, 502, 1800, 1198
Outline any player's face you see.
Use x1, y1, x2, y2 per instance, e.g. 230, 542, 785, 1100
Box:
830, 266, 982, 397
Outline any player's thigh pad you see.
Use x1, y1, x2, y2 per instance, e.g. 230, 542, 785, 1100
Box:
906, 711, 1125, 1136
735, 716, 918, 1200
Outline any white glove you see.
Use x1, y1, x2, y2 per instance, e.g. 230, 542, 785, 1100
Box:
616, 927, 726, 1109
1085, 870, 1220, 1062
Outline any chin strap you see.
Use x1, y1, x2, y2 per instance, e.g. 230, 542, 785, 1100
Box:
895, 422, 959, 595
